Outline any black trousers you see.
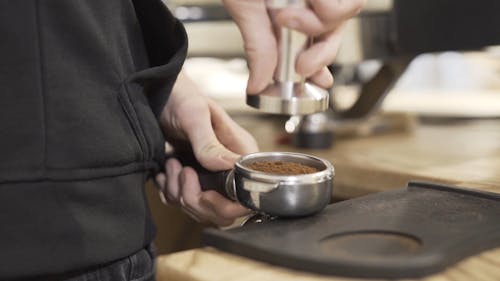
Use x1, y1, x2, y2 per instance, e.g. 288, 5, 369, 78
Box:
17, 245, 156, 281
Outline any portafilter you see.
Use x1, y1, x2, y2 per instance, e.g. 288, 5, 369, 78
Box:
172, 151, 335, 217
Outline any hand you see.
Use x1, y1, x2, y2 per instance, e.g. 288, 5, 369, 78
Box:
222, 0, 365, 94
155, 70, 259, 226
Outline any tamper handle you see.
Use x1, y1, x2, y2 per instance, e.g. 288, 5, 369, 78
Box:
247, 0, 328, 115
267, 0, 308, 87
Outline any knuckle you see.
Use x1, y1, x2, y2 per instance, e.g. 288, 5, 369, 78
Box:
339, 0, 364, 17
311, 0, 362, 23
354, 0, 366, 14
197, 141, 221, 157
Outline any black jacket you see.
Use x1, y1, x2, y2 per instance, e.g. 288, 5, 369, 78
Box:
0, 0, 187, 278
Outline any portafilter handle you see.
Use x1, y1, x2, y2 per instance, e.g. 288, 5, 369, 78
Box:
172, 149, 236, 200
197, 169, 236, 200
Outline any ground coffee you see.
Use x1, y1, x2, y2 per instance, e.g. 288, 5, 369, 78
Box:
247, 161, 319, 175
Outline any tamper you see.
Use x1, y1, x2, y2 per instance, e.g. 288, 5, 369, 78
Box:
246, 0, 330, 115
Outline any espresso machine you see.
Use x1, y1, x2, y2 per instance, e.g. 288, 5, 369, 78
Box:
170, 0, 500, 148
290, 0, 500, 148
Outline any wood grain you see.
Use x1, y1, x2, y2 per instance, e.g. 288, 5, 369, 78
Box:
157, 248, 500, 281
230, 116, 500, 197
157, 116, 500, 280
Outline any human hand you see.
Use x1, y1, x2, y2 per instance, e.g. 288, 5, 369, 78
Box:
222, 0, 365, 94
155, 71, 259, 226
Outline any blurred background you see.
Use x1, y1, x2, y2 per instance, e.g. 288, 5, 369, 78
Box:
147, 0, 500, 255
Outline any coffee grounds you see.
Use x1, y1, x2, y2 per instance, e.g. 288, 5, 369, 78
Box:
247, 161, 319, 175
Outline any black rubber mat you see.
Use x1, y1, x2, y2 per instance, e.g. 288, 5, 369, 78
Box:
203, 182, 500, 279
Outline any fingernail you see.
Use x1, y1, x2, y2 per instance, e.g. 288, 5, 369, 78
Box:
158, 191, 170, 205
322, 72, 334, 88
220, 154, 240, 165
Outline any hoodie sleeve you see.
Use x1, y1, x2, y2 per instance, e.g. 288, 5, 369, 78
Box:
129, 0, 188, 118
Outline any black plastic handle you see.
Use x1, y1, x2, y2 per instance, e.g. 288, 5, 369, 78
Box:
197, 170, 232, 198
172, 148, 232, 198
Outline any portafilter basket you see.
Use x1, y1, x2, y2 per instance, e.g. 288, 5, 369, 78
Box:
196, 152, 335, 217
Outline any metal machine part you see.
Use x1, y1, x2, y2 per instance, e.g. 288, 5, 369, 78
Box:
289, 56, 413, 148
171, 0, 500, 146
247, 83, 330, 116
292, 0, 500, 148
246, 0, 329, 115
171, 0, 500, 68
198, 152, 335, 217
168, 0, 394, 60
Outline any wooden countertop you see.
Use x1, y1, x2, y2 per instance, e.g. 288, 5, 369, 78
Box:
156, 115, 500, 281
157, 247, 500, 281
231, 115, 500, 198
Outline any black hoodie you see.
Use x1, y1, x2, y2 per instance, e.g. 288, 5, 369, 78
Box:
0, 0, 187, 278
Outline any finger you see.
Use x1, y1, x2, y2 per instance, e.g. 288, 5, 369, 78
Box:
179, 167, 233, 226
165, 158, 183, 203
155, 173, 166, 192
275, 7, 326, 36
245, 32, 278, 94
309, 67, 334, 88
200, 191, 251, 221
155, 173, 171, 205
176, 99, 240, 171
223, 0, 278, 94
178, 171, 206, 223
275, 0, 364, 36
208, 99, 259, 155
296, 29, 343, 77
309, 0, 365, 23
179, 196, 204, 223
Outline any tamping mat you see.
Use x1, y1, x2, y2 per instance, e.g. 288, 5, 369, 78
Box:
203, 182, 500, 278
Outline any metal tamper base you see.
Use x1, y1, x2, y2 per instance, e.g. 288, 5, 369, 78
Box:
247, 81, 329, 115
247, 0, 330, 115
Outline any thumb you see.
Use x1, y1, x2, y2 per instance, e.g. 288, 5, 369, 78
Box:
193, 137, 240, 171
223, 0, 277, 94
180, 101, 240, 171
